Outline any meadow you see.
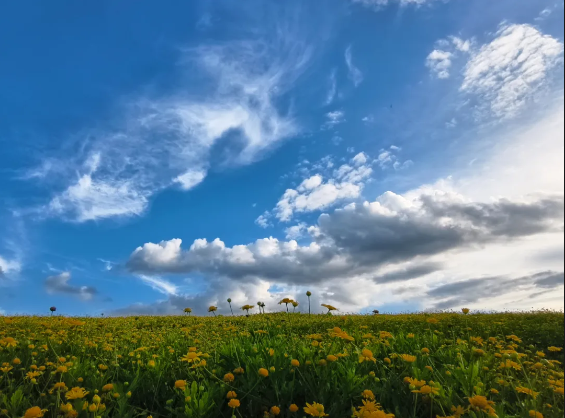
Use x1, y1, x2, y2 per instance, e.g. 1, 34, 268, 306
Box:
0, 309, 563, 418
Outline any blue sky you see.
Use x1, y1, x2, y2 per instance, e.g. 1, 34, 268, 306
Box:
1, 0, 564, 316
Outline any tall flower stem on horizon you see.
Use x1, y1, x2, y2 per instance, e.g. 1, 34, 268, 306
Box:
227, 298, 234, 316
306, 291, 311, 315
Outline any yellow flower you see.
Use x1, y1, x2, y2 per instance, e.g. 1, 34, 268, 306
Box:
270, 406, 281, 415
362, 389, 375, 400
549, 346, 563, 352
462, 308, 470, 315
258, 368, 269, 377
13, 358, 21, 365
291, 359, 300, 367
326, 355, 338, 362
22, 407, 47, 418
228, 399, 240, 408
174, 380, 186, 390
516, 387, 539, 399
529, 411, 543, 418
359, 349, 376, 363
400, 354, 417, 363
224, 372, 235, 382
303, 402, 329, 417
102, 383, 114, 392
227, 391, 237, 399
412, 385, 439, 396
65, 387, 89, 400
289, 404, 299, 412
468, 396, 497, 417
2, 337, 17, 348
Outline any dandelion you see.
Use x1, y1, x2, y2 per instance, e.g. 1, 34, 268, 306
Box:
258, 368, 269, 377
400, 354, 417, 363
529, 412, 543, 418
291, 359, 300, 367
549, 346, 563, 352
22, 407, 46, 418
227, 391, 237, 399
228, 399, 240, 409
359, 348, 376, 363
516, 386, 539, 399
102, 383, 114, 392
462, 308, 470, 315
321, 303, 337, 314
224, 372, 235, 382
289, 403, 299, 412
304, 402, 329, 417
208, 306, 217, 316
362, 389, 375, 400
65, 387, 89, 400
270, 406, 281, 415
326, 354, 338, 362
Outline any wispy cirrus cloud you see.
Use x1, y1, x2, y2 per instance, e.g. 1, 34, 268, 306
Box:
26, 10, 315, 223
345, 46, 363, 87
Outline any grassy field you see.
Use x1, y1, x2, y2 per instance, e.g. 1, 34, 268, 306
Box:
0, 311, 563, 418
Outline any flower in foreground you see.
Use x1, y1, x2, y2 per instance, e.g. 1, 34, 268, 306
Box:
228, 399, 240, 408
304, 402, 329, 417
65, 387, 89, 400
23, 407, 47, 418
258, 368, 269, 377
174, 380, 186, 390
529, 411, 544, 418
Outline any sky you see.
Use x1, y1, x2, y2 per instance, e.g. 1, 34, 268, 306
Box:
0, 0, 564, 316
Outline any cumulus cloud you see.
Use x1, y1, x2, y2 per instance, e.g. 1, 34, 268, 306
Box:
461, 24, 563, 119
45, 272, 97, 300
426, 50, 453, 79
345, 46, 364, 87
128, 189, 563, 287
273, 153, 374, 221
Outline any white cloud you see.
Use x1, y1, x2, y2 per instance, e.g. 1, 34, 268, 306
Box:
449, 36, 471, 52
0, 255, 21, 277
255, 211, 272, 228
273, 153, 375, 221
33, 27, 312, 222
45, 272, 97, 300
276, 181, 361, 221
426, 50, 453, 79
345, 46, 364, 87
174, 170, 207, 190
138, 275, 179, 295
125, 104, 565, 314
285, 223, 308, 240
352, 152, 368, 165
323, 110, 346, 129
325, 69, 337, 105
351, 0, 435, 9
461, 24, 563, 119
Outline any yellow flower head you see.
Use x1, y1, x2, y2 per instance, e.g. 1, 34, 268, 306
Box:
228, 399, 240, 409
258, 368, 269, 377
65, 387, 89, 400
22, 407, 47, 418
303, 402, 329, 417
